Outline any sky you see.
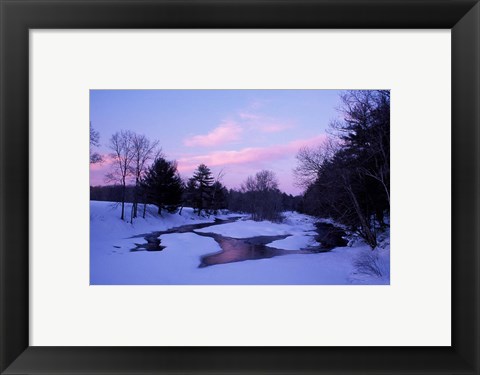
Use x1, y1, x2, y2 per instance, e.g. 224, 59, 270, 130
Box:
90, 89, 343, 195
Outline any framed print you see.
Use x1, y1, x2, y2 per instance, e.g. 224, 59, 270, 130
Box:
1, 0, 479, 374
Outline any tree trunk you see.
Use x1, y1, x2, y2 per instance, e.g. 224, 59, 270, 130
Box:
198, 185, 204, 216
346, 184, 377, 248
133, 178, 139, 218
375, 208, 386, 229
120, 182, 126, 221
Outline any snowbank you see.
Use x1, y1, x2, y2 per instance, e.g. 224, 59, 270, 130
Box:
90, 201, 390, 285
194, 211, 321, 251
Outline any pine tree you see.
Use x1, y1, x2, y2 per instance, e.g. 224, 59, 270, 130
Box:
141, 157, 183, 215
297, 90, 390, 248
210, 181, 228, 214
191, 164, 214, 215
180, 178, 198, 214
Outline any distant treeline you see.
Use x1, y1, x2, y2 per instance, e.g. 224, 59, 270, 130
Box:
91, 185, 136, 203
91, 179, 303, 222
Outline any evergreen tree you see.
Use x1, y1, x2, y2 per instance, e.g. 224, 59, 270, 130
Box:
191, 164, 214, 215
333, 90, 390, 229
179, 178, 198, 214
141, 157, 183, 215
210, 181, 228, 214
297, 90, 390, 248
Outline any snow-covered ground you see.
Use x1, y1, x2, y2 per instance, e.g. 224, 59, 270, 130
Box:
194, 211, 319, 251
90, 201, 390, 285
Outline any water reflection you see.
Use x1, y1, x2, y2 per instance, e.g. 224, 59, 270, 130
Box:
198, 234, 303, 267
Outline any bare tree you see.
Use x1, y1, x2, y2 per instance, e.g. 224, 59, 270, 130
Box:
130, 133, 160, 219
90, 122, 103, 164
356, 93, 390, 205
241, 170, 282, 222
293, 137, 339, 188
106, 130, 135, 220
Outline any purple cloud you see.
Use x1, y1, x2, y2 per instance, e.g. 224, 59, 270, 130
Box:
177, 134, 327, 173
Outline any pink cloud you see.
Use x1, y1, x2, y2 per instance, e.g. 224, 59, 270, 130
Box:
89, 154, 115, 186
90, 135, 327, 194
89, 153, 114, 171
184, 121, 242, 147
177, 134, 327, 172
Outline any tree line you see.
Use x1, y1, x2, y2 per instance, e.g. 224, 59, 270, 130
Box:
99, 129, 228, 221
294, 90, 390, 248
90, 127, 300, 222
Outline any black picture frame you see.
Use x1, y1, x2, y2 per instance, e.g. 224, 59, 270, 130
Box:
1, 0, 479, 374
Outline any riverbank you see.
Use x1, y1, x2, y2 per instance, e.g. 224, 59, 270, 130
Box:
90, 201, 390, 285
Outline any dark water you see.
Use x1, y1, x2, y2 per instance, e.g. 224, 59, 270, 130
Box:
197, 233, 309, 268
130, 218, 241, 251
313, 222, 349, 251
130, 216, 347, 267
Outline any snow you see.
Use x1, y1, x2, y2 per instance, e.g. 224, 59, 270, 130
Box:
196, 219, 293, 238
194, 211, 319, 251
90, 201, 390, 285
269, 234, 318, 251
348, 247, 390, 285
195, 212, 317, 238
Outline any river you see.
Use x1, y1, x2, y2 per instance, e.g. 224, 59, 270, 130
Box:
130, 215, 347, 267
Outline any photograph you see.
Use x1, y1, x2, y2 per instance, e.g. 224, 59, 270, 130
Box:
90, 89, 390, 285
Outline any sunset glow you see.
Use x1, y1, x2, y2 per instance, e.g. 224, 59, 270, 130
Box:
90, 90, 342, 194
